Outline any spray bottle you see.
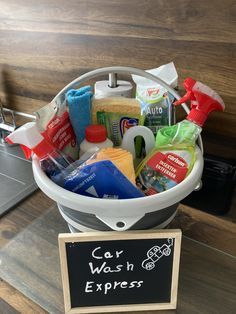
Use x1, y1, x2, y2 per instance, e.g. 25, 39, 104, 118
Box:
6, 122, 74, 185
136, 77, 225, 195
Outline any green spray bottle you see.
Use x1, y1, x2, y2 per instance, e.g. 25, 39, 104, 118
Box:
136, 78, 225, 195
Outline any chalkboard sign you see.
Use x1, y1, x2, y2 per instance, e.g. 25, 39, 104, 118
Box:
59, 230, 181, 313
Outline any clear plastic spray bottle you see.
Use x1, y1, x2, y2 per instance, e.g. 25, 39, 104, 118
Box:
136, 77, 225, 195
6, 122, 74, 185
156, 77, 225, 147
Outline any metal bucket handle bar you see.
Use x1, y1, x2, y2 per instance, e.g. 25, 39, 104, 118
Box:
52, 66, 203, 152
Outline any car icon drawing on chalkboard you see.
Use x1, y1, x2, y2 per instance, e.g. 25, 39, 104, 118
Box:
142, 239, 173, 271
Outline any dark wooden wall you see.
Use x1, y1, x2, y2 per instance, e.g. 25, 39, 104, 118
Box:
0, 0, 235, 158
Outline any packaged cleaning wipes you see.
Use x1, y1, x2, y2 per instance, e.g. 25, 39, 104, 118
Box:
48, 147, 144, 199
64, 159, 144, 199
136, 147, 195, 195
132, 62, 178, 136
35, 94, 78, 160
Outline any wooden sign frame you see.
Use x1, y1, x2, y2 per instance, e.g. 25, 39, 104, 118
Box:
59, 229, 182, 314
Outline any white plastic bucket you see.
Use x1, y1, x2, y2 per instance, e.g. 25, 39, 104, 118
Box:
32, 66, 204, 232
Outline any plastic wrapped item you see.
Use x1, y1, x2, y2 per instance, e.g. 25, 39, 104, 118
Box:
35, 95, 78, 160
132, 62, 177, 135
88, 147, 136, 184
63, 159, 144, 199
136, 77, 225, 196
136, 148, 194, 195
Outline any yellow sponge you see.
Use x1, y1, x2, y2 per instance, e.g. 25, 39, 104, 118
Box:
92, 97, 141, 124
87, 147, 136, 184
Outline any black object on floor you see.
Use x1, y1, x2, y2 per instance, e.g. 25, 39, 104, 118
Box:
182, 154, 236, 215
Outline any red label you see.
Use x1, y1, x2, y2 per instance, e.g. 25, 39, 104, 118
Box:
147, 152, 188, 183
42, 111, 76, 151
147, 87, 160, 96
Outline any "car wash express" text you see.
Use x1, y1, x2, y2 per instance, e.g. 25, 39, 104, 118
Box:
84, 246, 143, 295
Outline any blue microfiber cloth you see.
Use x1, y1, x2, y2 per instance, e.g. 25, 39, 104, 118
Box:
66, 86, 93, 146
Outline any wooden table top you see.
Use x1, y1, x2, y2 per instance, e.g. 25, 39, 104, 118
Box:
0, 191, 236, 314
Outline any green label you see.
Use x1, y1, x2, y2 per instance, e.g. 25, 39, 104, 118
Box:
97, 112, 141, 146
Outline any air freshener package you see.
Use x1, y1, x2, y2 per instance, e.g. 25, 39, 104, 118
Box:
132, 62, 178, 136
35, 95, 78, 160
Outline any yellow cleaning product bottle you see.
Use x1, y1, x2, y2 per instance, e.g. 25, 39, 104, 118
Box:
136, 77, 225, 196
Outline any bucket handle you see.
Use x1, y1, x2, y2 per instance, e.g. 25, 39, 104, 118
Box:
52, 66, 203, 152
51, 66, 203, 230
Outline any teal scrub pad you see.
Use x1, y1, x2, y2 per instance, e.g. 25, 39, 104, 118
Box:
66, 86, 93, 146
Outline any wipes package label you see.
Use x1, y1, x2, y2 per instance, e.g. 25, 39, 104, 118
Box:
42, 111, 76, 151
36, 98, 78, 160
137, 150, 190, 195
64, 160, 144, 199
132, 62, 178, 135
137, 90, 175, 135
147, 152, 188, 183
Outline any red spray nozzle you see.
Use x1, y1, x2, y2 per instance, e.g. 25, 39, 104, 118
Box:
174, 77, 196, 106
174, 77, 225, 127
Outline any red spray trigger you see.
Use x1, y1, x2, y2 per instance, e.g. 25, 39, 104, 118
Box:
174, 78, 196, 106
174, 77, 225, 127
20, 144, 32, 159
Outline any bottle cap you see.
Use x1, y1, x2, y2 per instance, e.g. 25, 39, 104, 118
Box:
85, 125, 107, 143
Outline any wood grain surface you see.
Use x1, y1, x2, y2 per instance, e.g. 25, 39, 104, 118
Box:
170, 204, 236, 256
1, 206, 236, 314
0, 190, 236, 313
0, 190, 54, 247
0, 0, 235, 158
0, 1, 236, 313
0, 280, 47, 314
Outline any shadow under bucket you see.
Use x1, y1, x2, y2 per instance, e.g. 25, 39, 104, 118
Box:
32, 66, 204, 232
